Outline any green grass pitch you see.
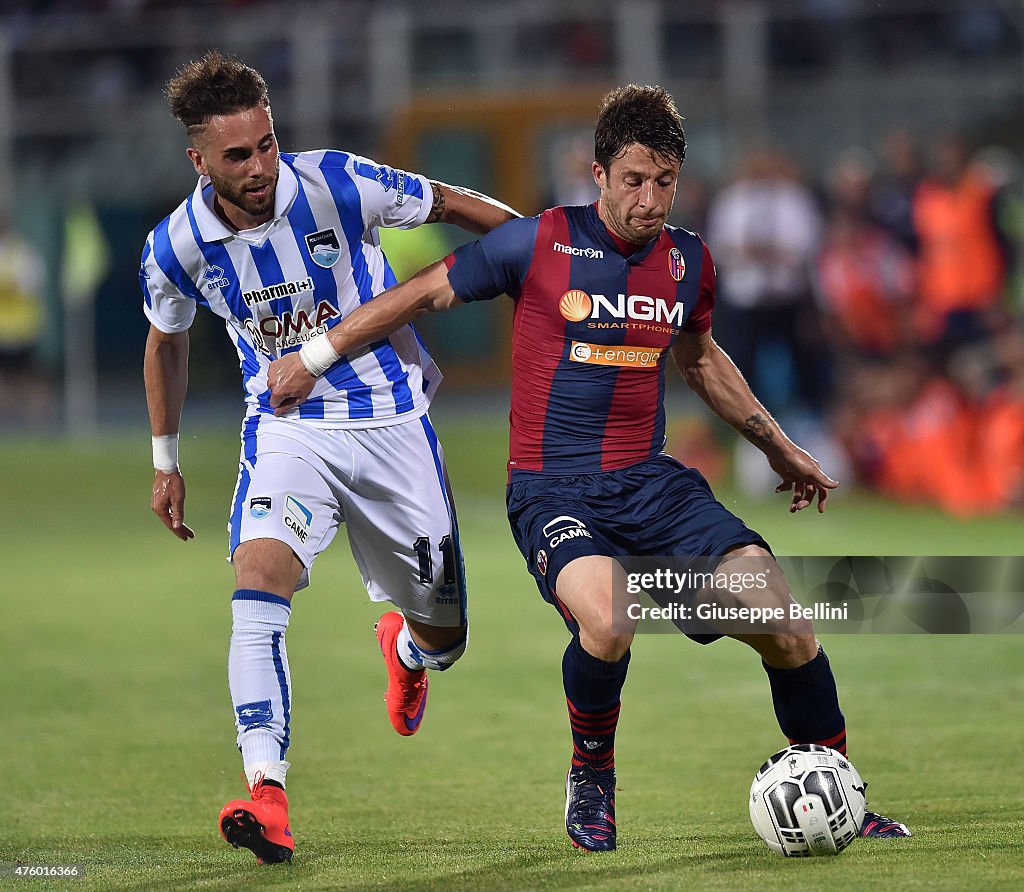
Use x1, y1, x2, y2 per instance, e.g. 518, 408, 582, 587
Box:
3, 407, 1023, 890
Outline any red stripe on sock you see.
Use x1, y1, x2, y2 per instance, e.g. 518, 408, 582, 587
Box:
566, 699, 620, 720
817, 727, 848, 748
790, 727, 847, 755
570, 719, 620, 735
573, 745, 615, 770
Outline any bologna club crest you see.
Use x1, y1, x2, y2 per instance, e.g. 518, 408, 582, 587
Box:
668, 247, 686, 282
305, 228, 341, 268
537, 549, 549, 575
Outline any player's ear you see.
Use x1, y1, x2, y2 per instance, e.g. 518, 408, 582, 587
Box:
592, 161, 606, 189
186, 146, 207, 176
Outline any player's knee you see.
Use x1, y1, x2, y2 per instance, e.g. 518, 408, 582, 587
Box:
579, 623, 633, 663
596, 634, 632, 663
764, 632, 819, 669
233, 538, 303, 597
418, 628, 468, 672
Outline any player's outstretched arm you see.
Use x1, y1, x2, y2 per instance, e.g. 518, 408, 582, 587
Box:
269, 261, 458, 415
671, 329, 838, 513
426, 181, 521, 234
144, 325, 195, 541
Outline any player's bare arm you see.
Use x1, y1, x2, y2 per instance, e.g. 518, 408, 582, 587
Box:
268, 261, 458, 414
671, 328, 837, 513
426, 181, 520, 233
143, 325, 195, 540
267, 184, 515, 414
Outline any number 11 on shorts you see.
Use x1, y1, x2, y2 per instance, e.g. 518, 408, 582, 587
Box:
413, 535, 457, 585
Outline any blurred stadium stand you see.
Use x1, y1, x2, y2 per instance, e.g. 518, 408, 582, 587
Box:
2, 0, 1021, 510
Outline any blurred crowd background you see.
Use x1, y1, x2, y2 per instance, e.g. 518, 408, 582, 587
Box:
1, 0, 1021, 516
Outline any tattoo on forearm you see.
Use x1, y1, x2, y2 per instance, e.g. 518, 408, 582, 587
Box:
426, 182, 446, 223
743, 413, 774, 446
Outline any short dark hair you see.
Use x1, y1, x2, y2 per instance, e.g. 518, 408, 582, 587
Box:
594, 84, 686, 172
165, 51, 270, 139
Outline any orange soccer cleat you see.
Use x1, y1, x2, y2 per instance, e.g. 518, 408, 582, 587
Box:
219, 775, 294, 864
375, 611, 429, 736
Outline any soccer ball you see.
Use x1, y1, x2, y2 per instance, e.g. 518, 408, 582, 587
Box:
749, 744, 866, 856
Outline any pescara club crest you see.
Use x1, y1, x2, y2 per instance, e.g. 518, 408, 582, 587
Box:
305, 228, 341, 268
249, 497, 272, 519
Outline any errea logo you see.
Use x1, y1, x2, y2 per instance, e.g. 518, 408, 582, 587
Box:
554, 242, 603, 259
375, 165, 407, 205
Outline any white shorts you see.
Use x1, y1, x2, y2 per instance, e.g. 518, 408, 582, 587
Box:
227, 412, 466, 626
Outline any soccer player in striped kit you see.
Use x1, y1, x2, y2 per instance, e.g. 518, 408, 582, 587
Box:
268, 85, 911, 851
141, 52, 517, 864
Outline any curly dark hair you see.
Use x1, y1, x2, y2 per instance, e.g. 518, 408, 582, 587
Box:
594, 85, 686, 171
165, 50, 270, 139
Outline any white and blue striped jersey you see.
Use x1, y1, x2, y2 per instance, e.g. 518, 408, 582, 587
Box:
140, 151, 441, 427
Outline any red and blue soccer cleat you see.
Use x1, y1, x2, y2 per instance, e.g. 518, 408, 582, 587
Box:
565, 764, 617, 851
219, 775, 294, 864
858, 779, 912, 838
861, 809, 912, 838
375, 611, 429, 736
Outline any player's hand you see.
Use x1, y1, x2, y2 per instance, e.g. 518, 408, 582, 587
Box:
269, 353, 316, 416
151, 469, 195, 540
768, 447, 838, 514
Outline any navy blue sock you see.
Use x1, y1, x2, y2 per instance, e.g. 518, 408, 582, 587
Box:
763, 646, 847, 755
563, 636, 629, 771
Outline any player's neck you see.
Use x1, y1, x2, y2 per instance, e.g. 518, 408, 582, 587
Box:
214, 195, 272, 233
595, 201, 653, 257
605, 228, 647, 257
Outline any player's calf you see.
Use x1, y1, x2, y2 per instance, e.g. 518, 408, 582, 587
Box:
408, 628, 468, 671
401, 616, 469, 670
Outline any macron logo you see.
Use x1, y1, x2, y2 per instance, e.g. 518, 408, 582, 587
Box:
554, 242, 603, 259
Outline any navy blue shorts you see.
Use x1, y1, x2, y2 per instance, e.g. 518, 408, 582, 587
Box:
506, 455, 767, 637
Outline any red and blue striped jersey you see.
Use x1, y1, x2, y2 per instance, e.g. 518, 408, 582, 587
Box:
446, 203, 715, 481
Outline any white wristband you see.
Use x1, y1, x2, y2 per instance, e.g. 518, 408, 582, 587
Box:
152, 434, 179, 473
298, 333, 341, 378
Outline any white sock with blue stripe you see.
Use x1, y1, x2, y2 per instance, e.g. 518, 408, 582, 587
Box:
395, 619, 426, 671
396, 618, 468, 672
229, 590, 293, 785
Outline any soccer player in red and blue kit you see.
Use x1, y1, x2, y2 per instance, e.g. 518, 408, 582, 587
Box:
268, 85, 911, 851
